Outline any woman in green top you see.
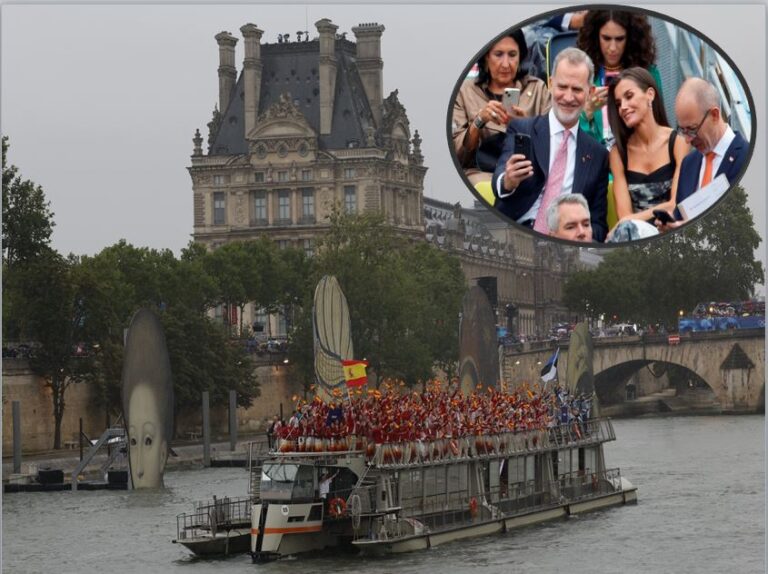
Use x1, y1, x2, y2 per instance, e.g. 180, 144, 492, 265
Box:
577, 10, 661, 149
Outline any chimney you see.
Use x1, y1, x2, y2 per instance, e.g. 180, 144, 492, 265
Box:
315, 18, 338, 135
215, 32, 238, 114
240, 23, 264, 138
352, 23, 385, 127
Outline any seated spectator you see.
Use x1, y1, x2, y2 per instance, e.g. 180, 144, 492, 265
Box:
522, 11, 588, 80
546, 193, 593, 242
452, 28, 551, 186
492, 47, 609, 241
656, 77, 749, 231
605, 67, 689, 233
577, 10, 662, 150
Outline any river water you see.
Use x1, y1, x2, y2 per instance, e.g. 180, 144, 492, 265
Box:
2, 416, 764, 574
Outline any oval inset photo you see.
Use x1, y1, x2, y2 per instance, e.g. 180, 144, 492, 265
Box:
447, 5, 755, 246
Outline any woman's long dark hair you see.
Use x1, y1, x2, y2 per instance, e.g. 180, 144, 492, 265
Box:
606, 67, 669, 165
577, 10, 656, 70
475, 28, 529, 86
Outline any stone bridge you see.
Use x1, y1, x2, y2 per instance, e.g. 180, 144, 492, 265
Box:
502, 329, 764, 413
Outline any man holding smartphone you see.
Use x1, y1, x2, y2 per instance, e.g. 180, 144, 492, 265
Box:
492, 47, 608, 242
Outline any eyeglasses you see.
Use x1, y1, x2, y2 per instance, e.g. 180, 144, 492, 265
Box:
676, 109, 712, 138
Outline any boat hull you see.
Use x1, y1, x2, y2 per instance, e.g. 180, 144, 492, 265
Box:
173, 528, 251, 556
353, 487, 638, 555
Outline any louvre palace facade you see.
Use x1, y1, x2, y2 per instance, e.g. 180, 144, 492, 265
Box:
189, 18, 585, 340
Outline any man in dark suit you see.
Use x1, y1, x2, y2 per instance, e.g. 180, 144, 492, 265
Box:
666, 77, 749, 224
493, 47, 609, 242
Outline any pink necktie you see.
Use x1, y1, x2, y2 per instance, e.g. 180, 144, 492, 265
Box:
534, 130, 570, 234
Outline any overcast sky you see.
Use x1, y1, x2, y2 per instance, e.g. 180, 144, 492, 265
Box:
1, 2, 765, 291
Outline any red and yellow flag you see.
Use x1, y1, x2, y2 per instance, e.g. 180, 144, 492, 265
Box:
341, 359, 369, 387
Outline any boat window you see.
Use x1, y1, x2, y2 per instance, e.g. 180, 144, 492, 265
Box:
525, 455, 535, 482
424, 467, 439, 499
260, 463, 300, 500
447, 463, 467, 497
291, 465, 314, 501
400, 470, 422, 511
508, 457, 525, 484
582, 447, 597, 473
261, 463, 317, 502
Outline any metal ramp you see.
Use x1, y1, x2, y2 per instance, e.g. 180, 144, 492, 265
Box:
71, 426, 127, 491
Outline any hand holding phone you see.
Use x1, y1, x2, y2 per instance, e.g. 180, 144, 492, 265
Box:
503, 133, 534, 191
653, 209, 675, 224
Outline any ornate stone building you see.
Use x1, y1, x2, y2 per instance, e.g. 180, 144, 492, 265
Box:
189, 18, 585, 337
190, 18, 426, 257
424, 199, 587, 338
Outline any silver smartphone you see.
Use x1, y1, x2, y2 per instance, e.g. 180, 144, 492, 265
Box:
502, 88, 521, 113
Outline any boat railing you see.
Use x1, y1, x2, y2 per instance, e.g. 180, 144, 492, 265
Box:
175, 495, 252, 541
246, 418, 615, 470
353, 466, 625, 541
555, 467, 622, 503
548, 418, 615, 448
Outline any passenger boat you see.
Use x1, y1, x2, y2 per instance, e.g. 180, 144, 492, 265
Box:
249, 417, 637, 561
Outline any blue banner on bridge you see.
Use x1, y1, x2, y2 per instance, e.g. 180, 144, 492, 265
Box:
679, 315, 765, 333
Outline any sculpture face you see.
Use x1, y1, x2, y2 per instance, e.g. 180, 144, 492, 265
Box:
121, 308, 173, 490
127, 383, 168, 488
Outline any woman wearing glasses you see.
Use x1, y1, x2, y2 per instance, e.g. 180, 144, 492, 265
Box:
605, 67, 689, 228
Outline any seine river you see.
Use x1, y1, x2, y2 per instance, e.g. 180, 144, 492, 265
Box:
3, 416, 764, 574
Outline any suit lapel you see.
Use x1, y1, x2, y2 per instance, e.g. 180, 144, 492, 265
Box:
532, 116, 550, 176
572, 130, 591, 195
717, 134, 745, 179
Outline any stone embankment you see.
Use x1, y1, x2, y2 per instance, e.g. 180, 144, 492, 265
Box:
2, 435, 266, 483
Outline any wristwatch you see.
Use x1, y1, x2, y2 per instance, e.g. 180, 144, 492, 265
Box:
473, 115, 486, 129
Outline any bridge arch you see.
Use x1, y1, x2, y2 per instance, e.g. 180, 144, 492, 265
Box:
502, 330, 764, 413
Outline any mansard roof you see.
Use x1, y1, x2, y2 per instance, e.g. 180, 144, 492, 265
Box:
209, 39, 375, 156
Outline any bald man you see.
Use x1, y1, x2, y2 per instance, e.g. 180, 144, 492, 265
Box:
668, 77, 748, 223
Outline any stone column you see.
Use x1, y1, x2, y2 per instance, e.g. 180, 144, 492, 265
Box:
215, 32, 238, 114
316, 18, 338, 135
352, 23, 385, 127
241, 24, 264, 138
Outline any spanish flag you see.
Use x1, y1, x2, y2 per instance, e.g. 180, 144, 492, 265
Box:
341, 359, 369, 387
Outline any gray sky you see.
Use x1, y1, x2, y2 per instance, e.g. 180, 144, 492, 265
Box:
1, 2, 765, 291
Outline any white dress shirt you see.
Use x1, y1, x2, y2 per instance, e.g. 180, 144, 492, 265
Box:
698, 125, 736, 187
496, 110, 579, 223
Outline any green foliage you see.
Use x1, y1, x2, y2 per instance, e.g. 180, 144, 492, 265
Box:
10, 251, 88, 448
160, 305, 258, 409
564, 186, 764, 327
82, 240, 260, 415
290, 211, 466, 388
2, 137, 55, 268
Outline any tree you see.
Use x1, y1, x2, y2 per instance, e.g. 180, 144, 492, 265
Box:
292, 211, 466, 388
564, 185, 764, 327
2, 137, 55, 268
13, 251, 87, 449
79, 241, 261, 419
